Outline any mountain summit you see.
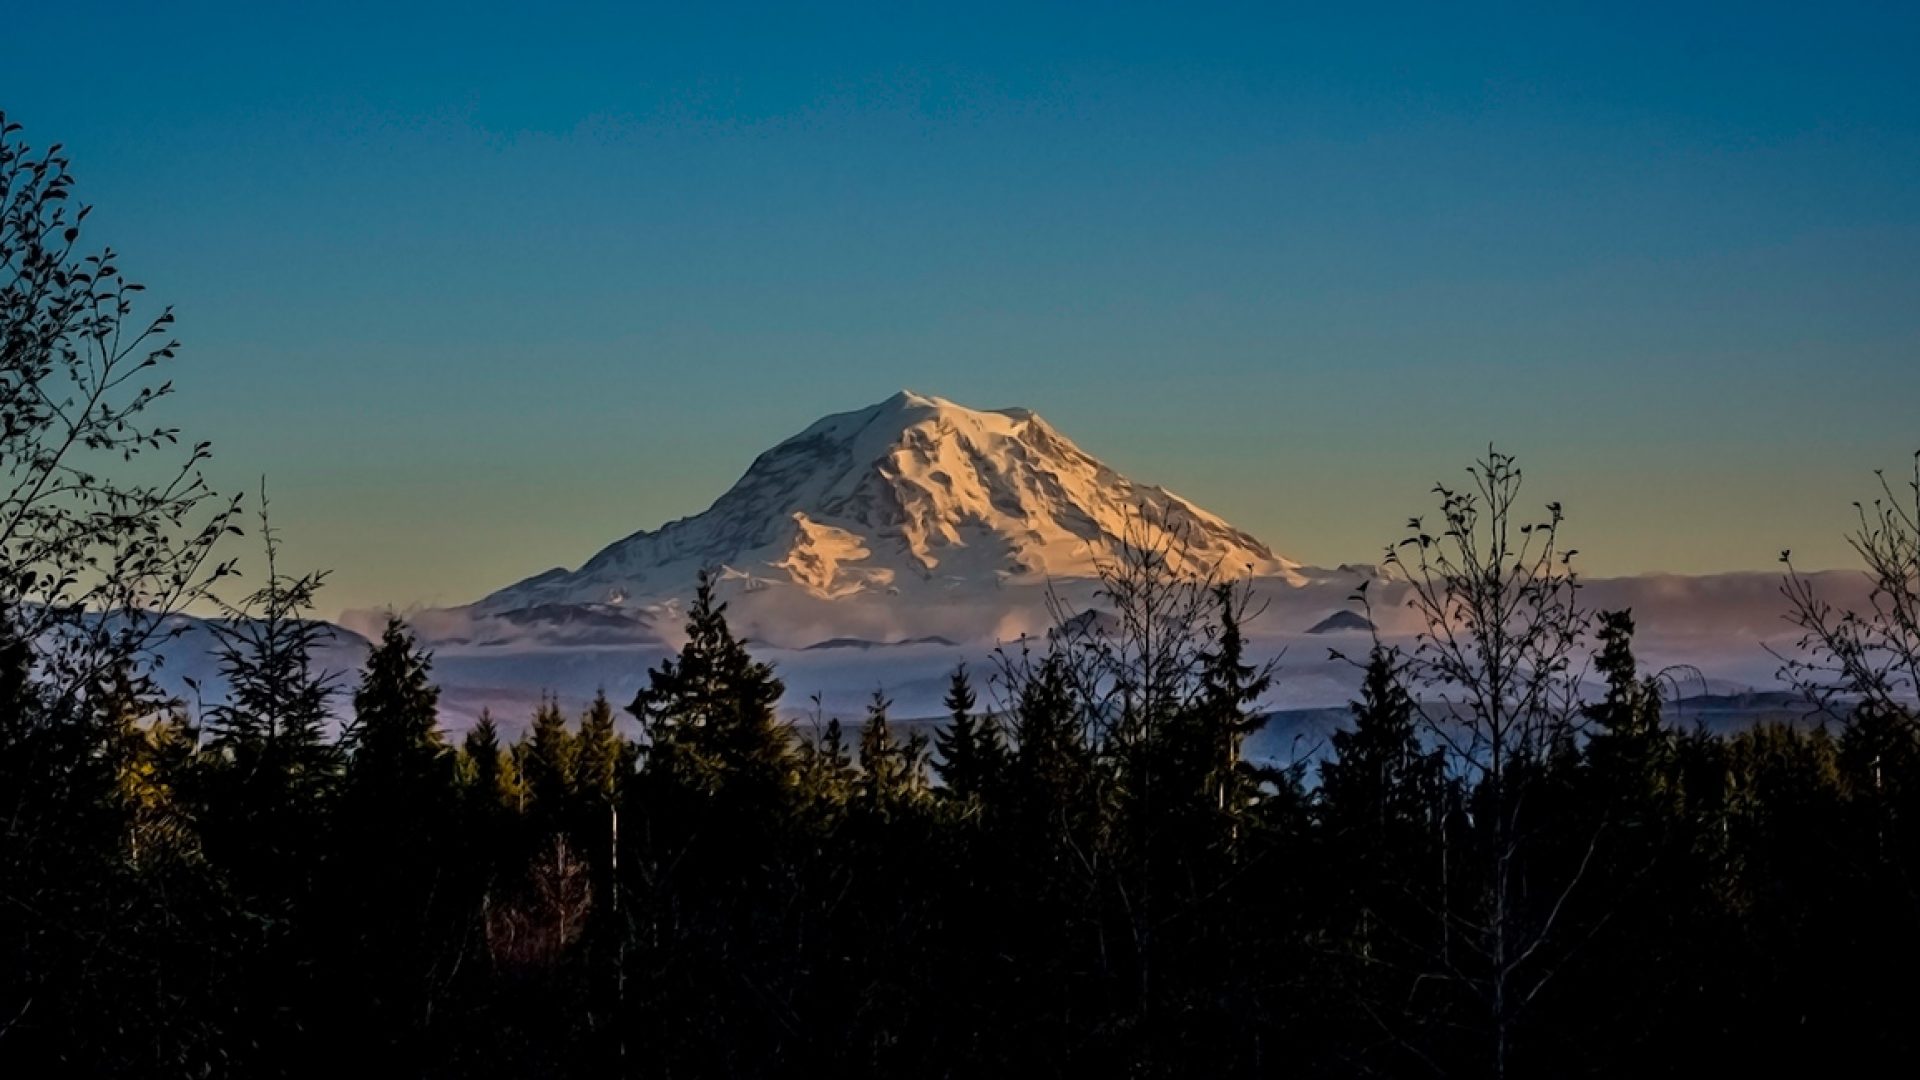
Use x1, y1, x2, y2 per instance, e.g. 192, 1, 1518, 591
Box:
479, 391, 1298, 612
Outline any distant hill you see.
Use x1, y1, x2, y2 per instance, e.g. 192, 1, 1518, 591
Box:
1305, 610, 1375, 634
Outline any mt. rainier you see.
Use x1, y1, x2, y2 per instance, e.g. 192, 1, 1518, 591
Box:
479, 391, 1301, 617
348, 391, 1823, 723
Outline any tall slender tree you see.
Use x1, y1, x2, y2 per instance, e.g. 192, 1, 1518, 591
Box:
933, 665, 1005, 806
628, 570, 793, 801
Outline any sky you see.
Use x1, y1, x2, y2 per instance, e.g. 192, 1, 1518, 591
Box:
4, 2, 1917, 616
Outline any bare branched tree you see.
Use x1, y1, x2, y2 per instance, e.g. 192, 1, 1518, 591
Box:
0, 111, 240, 713
1384, 447, 1593, 1079
1777, 451, 1920, 722
1045, 507, 1240, 749
1015, 504, 1282, 1020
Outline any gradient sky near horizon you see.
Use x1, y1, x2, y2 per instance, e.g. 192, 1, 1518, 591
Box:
5, 2, 1918, 615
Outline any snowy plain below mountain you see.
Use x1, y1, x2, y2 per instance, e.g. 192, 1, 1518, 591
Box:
315, 391, 1862, 737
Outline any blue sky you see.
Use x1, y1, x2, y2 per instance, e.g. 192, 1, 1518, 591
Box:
5, 2, 1917, 613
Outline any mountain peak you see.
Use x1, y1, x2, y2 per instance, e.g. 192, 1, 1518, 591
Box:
479, 393, 1299, 612
882, 388, 946, 410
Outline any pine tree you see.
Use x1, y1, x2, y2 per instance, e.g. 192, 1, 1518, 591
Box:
1321, 647, 1439, 845
204, 578, 338, 803
344, 617, 450, 810
857, 690, 927, 819
628, 570, 793, 801
1583, 609, 1672, 812
199, 513, 340, 887
461, 709, 515, 812
798, 698, 858, 811
522, 695, 578, 830
573, 689, 628, 811
794, 687, 856, 807
332, 618, 462, 1063
1189, 583, 1276, 820
1318, 644, 1449, 1052
933, 665, 1006, 806
1007, 648, 1091, 829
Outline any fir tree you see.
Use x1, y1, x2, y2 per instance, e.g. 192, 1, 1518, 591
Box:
1006, 648, 1091, 831
1582, 609, 1672, 810
461, 709, 514, 812
628, 570, 793, 800
343, 617, 450, 808
797, 697, 858, 811
522, 695, 578, 829
198, 508, 340, 882
933, 665, 1006, 806
857, 690, 927, 819
573, 689, 627, 811
1190, 583, 1276, 818
1321, 646, 1439, 845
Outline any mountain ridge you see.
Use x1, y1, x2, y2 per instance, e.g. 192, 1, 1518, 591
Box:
477, 390, 1302, 614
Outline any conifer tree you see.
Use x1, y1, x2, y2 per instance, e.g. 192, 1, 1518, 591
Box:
461, 709, 515, 812
204, 578, 336, 794
1006, 648, 1091, 830
933, 665, 1006, 806
522, 695, 577, 829
459, 709, 523, 883
1321, 646, 1440, 845
573, 689, 627, 811
199, 507, 340, 881
857, 690, 927, 819
1583, 609, 1671, 809
344, 617, 450, 810
628, 570, 793, 800
333, 618, 462, 1062
1189, 582, 1277, 820
798, 708, 858, 812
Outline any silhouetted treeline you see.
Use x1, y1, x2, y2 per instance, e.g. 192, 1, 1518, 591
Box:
6, 539, 1920, 1077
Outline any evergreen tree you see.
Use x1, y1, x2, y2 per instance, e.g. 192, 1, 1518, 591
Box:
198, 512, 340, 882
1007, 648, 1089, 822
333, 618, 461, 1067
857, 690, 927, 819
1188, 582, 1276, 820
1321, 646, 1439, 845
458, 709, 522, 878
343, 617, 450, 810
933, 665, 1006, 806
573, 689, 627, 812
461, 709, 514, 812
628, 570, 793, 801
798, 707, 859, 813
1583, 609, 1671, 807
522, 695, 578, 829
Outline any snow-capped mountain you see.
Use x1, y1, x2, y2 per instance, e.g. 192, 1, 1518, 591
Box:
478, 391, 1301, 615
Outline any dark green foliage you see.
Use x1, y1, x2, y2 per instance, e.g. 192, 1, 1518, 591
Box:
345, 617, 449, 798
460, 708, 517, 816
13, 538, 1920, 1078
196, 512, 340, 899
628, 570, 794, 800
572, 689, 629, 812
1321, 646, 1441, 845
520, 694, 577, 826
932, 664, 1006, 806
855, 689, 929, 818
13, 477, 1920, 1080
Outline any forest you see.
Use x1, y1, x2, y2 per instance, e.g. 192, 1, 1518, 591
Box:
7, 111, 1920, 1078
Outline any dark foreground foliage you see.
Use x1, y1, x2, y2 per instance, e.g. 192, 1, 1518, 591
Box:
6, 563, 1920, 1079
